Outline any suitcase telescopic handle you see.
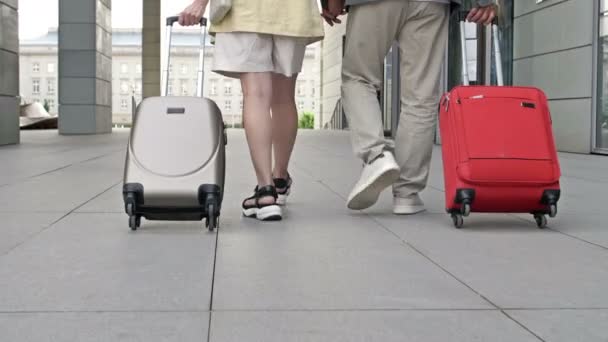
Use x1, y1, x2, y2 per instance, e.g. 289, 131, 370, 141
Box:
162, 16, 208, 97
458, 11, 503, 86
166, 16, 207, 27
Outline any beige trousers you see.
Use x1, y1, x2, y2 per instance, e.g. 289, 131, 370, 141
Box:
341, 0, 449, 198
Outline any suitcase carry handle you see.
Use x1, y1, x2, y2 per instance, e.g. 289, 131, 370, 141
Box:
162, 16, 208, 97
458, 11, 503, 86
166, 16, 207, 27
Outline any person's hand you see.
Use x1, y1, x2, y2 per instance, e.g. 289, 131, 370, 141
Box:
466, 4, 497, 26
321, 9, 342, 26
179, 0, 207, 26
328, 0, 345, 18
321, 0, 345, 26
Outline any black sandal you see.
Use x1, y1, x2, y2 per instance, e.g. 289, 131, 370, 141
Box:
273, 175, 293, 206
242, 185, 282, 221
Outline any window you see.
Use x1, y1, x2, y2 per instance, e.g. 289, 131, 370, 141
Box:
167, 83, 174, 96
297, 82, 304, 96
239, 99, 243, 111
311, 81, 315, 96
135, 80, 142, 95
32, 79, 40, 94
47, 78, 55, 94
136, 64, 142, 74
181, 81, 188, 96
46, 99, 55, 111
120, 99, 128, 110
120, 80, 130, 94
297, 101, 304, 111
47, 63, 55, 73
33, 98, 40, 103
181, 64, 188, 75
312, 101, 316, 110
224, 100, 232, 112
224, 81, 232, 95
210, 80, 217, 96
121, 63, 129, 74
32, 62, 40, 73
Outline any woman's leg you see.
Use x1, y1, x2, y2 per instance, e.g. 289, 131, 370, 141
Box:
240, 72, 275, 206
271, 73, 298, 180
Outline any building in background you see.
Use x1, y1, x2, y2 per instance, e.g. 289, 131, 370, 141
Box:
19, 28, 321, 127
320, 0, 608, 155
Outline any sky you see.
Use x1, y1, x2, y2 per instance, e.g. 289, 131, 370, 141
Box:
19, 0, 197, 39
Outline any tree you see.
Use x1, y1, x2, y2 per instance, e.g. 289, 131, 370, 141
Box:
43, 99, 51, 113
298, 112, 314, 129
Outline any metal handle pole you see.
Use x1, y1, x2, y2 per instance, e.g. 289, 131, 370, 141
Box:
196, 25, 207, 97
459, 21, 470, 86
492, 24, 504, 86
162, 24, 173, 96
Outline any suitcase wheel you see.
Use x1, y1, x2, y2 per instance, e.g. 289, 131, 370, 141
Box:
534, 214, 547, 229
126, 203, 135, 217
451, 213, 464, 229
461, 203, 471, 217
129, 215, 141, 231
206, 203, 218, 231
548, 204, 557, 218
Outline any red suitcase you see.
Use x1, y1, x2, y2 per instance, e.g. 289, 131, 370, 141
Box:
439, 17, 561, 229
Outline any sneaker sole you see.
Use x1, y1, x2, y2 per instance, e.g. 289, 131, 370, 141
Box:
347, 167, 400, 210
243, 205, 283, 221
393, 206, 426, 215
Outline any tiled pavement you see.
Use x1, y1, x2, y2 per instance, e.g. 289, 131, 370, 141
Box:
0, 129, 607, 341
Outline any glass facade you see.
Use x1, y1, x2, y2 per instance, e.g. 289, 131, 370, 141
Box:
597, 1, 608, 151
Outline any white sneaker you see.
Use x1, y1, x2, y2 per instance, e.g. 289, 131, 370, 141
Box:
393, 194, 426, 215
347, 152, 400, 210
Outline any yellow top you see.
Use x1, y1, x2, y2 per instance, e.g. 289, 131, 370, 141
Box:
210, 0, 325, 43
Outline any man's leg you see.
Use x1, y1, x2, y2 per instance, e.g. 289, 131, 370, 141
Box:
341, 0, 406, 210
393, 2, 449, 214
341, 0, 403, 163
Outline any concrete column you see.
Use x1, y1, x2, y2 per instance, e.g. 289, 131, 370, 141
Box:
58, 0, 112, 134
0, 0, 19, 145
142, 0, 161, 98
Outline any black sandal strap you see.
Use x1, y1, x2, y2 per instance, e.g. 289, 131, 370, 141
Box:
242, 185, 278, 209
256, 185, 278, 201
273, 175, 292, 193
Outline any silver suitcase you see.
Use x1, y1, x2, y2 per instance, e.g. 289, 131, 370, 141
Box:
123, 16, 226, 231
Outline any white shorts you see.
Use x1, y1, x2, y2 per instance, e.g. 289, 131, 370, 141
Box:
212, 32, 309, 79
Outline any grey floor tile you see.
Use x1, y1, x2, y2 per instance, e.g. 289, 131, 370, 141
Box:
374, 213, 608, 309
210, 310, 538, 342
0, 312, 208, 342
515, 213, 608, 249
0, 153, 123, 212
76, 184, 124, 213
0, 130, 127, 187
549, 178, 605, 215
0, 212, 65, 255
507, 309, 608, 342
558, 152, 608, 183
0, 213, 216, 311
212, 181, 491, 311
